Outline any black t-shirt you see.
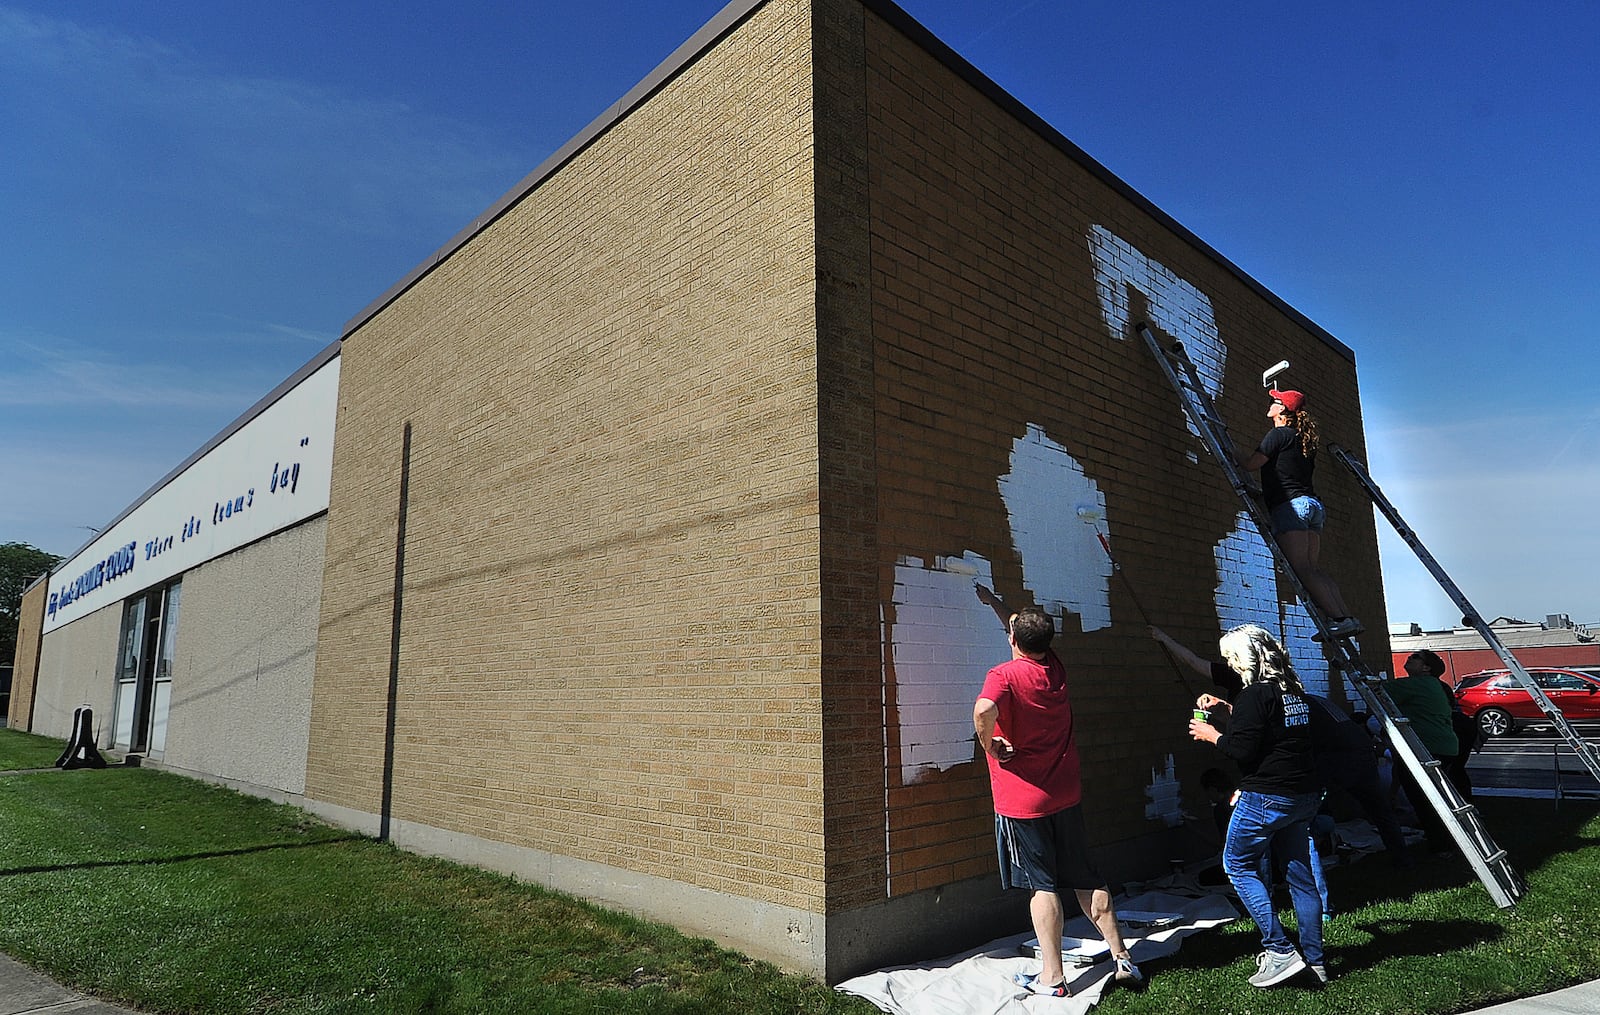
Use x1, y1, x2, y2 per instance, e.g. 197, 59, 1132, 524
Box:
1257, 426, 1316, 508
1216, 682, 1319, 795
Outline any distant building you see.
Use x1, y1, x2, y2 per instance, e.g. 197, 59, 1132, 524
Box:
9, 0, 1390, 980
1390, 615, 1598, 682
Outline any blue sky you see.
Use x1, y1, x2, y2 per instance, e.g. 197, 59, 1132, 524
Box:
3, 0, 1596, 631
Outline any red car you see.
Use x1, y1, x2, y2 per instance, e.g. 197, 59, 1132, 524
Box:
1455, 667, 1600, 737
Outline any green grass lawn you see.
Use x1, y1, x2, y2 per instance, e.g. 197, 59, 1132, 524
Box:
0, 725, 70, 770
2, 728, 1598, 1014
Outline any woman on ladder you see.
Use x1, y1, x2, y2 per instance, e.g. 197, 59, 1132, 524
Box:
1238, 388, 1362, 639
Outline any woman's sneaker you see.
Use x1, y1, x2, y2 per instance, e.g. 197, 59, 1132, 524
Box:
1012, 972, 1068, 997
1309, 964, 1329, 985
1248, 949, 1306, 987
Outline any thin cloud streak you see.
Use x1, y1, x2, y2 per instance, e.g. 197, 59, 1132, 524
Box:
0, 334, 262, 412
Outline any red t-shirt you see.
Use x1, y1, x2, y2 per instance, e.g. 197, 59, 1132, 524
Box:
979, 651, 1082, 818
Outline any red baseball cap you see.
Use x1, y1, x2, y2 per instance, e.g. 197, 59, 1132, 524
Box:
1269, 388, 1305, 412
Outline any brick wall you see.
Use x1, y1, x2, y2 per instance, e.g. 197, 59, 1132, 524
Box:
861, 7, 1387, 895
305, 0, 833, 915
7, 579, 47, 730
812, 0, 892, 915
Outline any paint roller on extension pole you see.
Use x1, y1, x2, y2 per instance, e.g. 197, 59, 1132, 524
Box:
1075, 505, 1204, 699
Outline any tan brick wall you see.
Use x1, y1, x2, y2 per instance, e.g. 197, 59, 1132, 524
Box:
812, 0, 892, 915
862, 10, 1388, 895
8, 579, 47, 730
307, 0, 831, 914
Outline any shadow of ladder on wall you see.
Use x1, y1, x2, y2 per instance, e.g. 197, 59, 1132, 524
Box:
1133, 321, 1527, 910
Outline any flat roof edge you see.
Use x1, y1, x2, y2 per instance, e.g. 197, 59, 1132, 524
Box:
340, 0, 1351, 365
861, 0, 1353, 363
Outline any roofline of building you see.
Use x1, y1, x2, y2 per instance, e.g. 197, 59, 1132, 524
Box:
339, 0, 1355, 364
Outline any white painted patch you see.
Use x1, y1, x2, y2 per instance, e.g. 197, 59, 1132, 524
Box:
997, 424, 1110, 633
888, 553, 1013, 782
1144, 754, 1184, 827
1212, 512, 1327, 697
1087, 225, 1227, 440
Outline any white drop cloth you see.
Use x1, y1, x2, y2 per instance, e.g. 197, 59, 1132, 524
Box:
836, 890, 1238, 1015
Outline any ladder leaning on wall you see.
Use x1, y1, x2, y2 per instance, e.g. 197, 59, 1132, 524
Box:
1133, 321, 1526, 910
1328, 443, 1600, 787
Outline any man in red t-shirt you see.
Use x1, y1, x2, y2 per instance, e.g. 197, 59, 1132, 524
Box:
973, 606, 1143, 998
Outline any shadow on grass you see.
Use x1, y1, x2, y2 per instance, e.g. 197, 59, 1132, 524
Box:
1317, 796, 1600, 912
0, 835, 364, 877
1334, 916, 1504, 972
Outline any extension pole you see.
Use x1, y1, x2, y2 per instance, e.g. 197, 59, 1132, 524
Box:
1078, 513, 1204, 699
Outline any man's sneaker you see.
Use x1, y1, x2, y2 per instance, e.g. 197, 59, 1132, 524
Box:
1309, 964, 1329, 985
1313, 617, 1364, 642
1114, 955, 1144, 984
1012, 972, 1068, 997
1248, 949, 1307, 988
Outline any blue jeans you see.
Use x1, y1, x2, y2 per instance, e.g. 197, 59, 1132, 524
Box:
1224, 790, 1324, 964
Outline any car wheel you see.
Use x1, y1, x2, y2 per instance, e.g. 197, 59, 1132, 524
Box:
1478, 708, 1514, 738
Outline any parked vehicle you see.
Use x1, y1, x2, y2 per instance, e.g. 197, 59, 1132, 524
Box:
1454, 667, 1600, 737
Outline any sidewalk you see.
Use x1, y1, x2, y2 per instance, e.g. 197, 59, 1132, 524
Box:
0, 953, 146, 1015
2, 947, 1596, 1014
1462, 979, 1600, 1014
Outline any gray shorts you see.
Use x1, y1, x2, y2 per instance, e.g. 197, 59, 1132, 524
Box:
995, 805, 1105, 893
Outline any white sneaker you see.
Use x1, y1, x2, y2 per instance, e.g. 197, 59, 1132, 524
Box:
1248, 949, 1306, 988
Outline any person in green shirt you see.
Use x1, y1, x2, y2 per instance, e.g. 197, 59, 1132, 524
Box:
1385, 650, 1459, 853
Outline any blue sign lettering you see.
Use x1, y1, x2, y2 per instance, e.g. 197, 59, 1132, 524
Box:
48, 541, 136, 622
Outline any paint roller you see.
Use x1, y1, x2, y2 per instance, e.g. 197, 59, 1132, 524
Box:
1076, 505, 1204, 698
1262, 360, 1290, 389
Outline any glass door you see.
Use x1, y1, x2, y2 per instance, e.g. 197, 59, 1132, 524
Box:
112, 596, 146, 749
110, 580, 181, 756
149, 581, 180, 755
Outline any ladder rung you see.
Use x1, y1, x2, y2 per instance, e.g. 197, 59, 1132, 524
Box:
1484, 849, 1508, 865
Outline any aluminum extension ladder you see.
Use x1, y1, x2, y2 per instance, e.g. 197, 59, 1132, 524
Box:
1330, 443, 1600, 786
1134, 321, 1526, 909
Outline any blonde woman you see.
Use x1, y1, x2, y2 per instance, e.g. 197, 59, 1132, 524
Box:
1189, 624, 1326, 987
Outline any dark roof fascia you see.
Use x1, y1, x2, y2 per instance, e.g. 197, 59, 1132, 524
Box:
52, 340, 344, 569
862, 0, 1353, 363
340, 0, 1351, 364
341, 0, 772, 340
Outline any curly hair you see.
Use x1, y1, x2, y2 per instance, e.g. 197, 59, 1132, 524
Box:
1284, 409, 1321, 457
1218, 624, 1304, 696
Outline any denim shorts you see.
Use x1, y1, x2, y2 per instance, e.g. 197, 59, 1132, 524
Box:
1270, 495, 1325, 534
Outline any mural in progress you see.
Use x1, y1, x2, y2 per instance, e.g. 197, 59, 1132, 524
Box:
885, 224, 1333, 790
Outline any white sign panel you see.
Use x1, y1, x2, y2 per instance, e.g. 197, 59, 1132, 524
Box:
44, 356, 340, 632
